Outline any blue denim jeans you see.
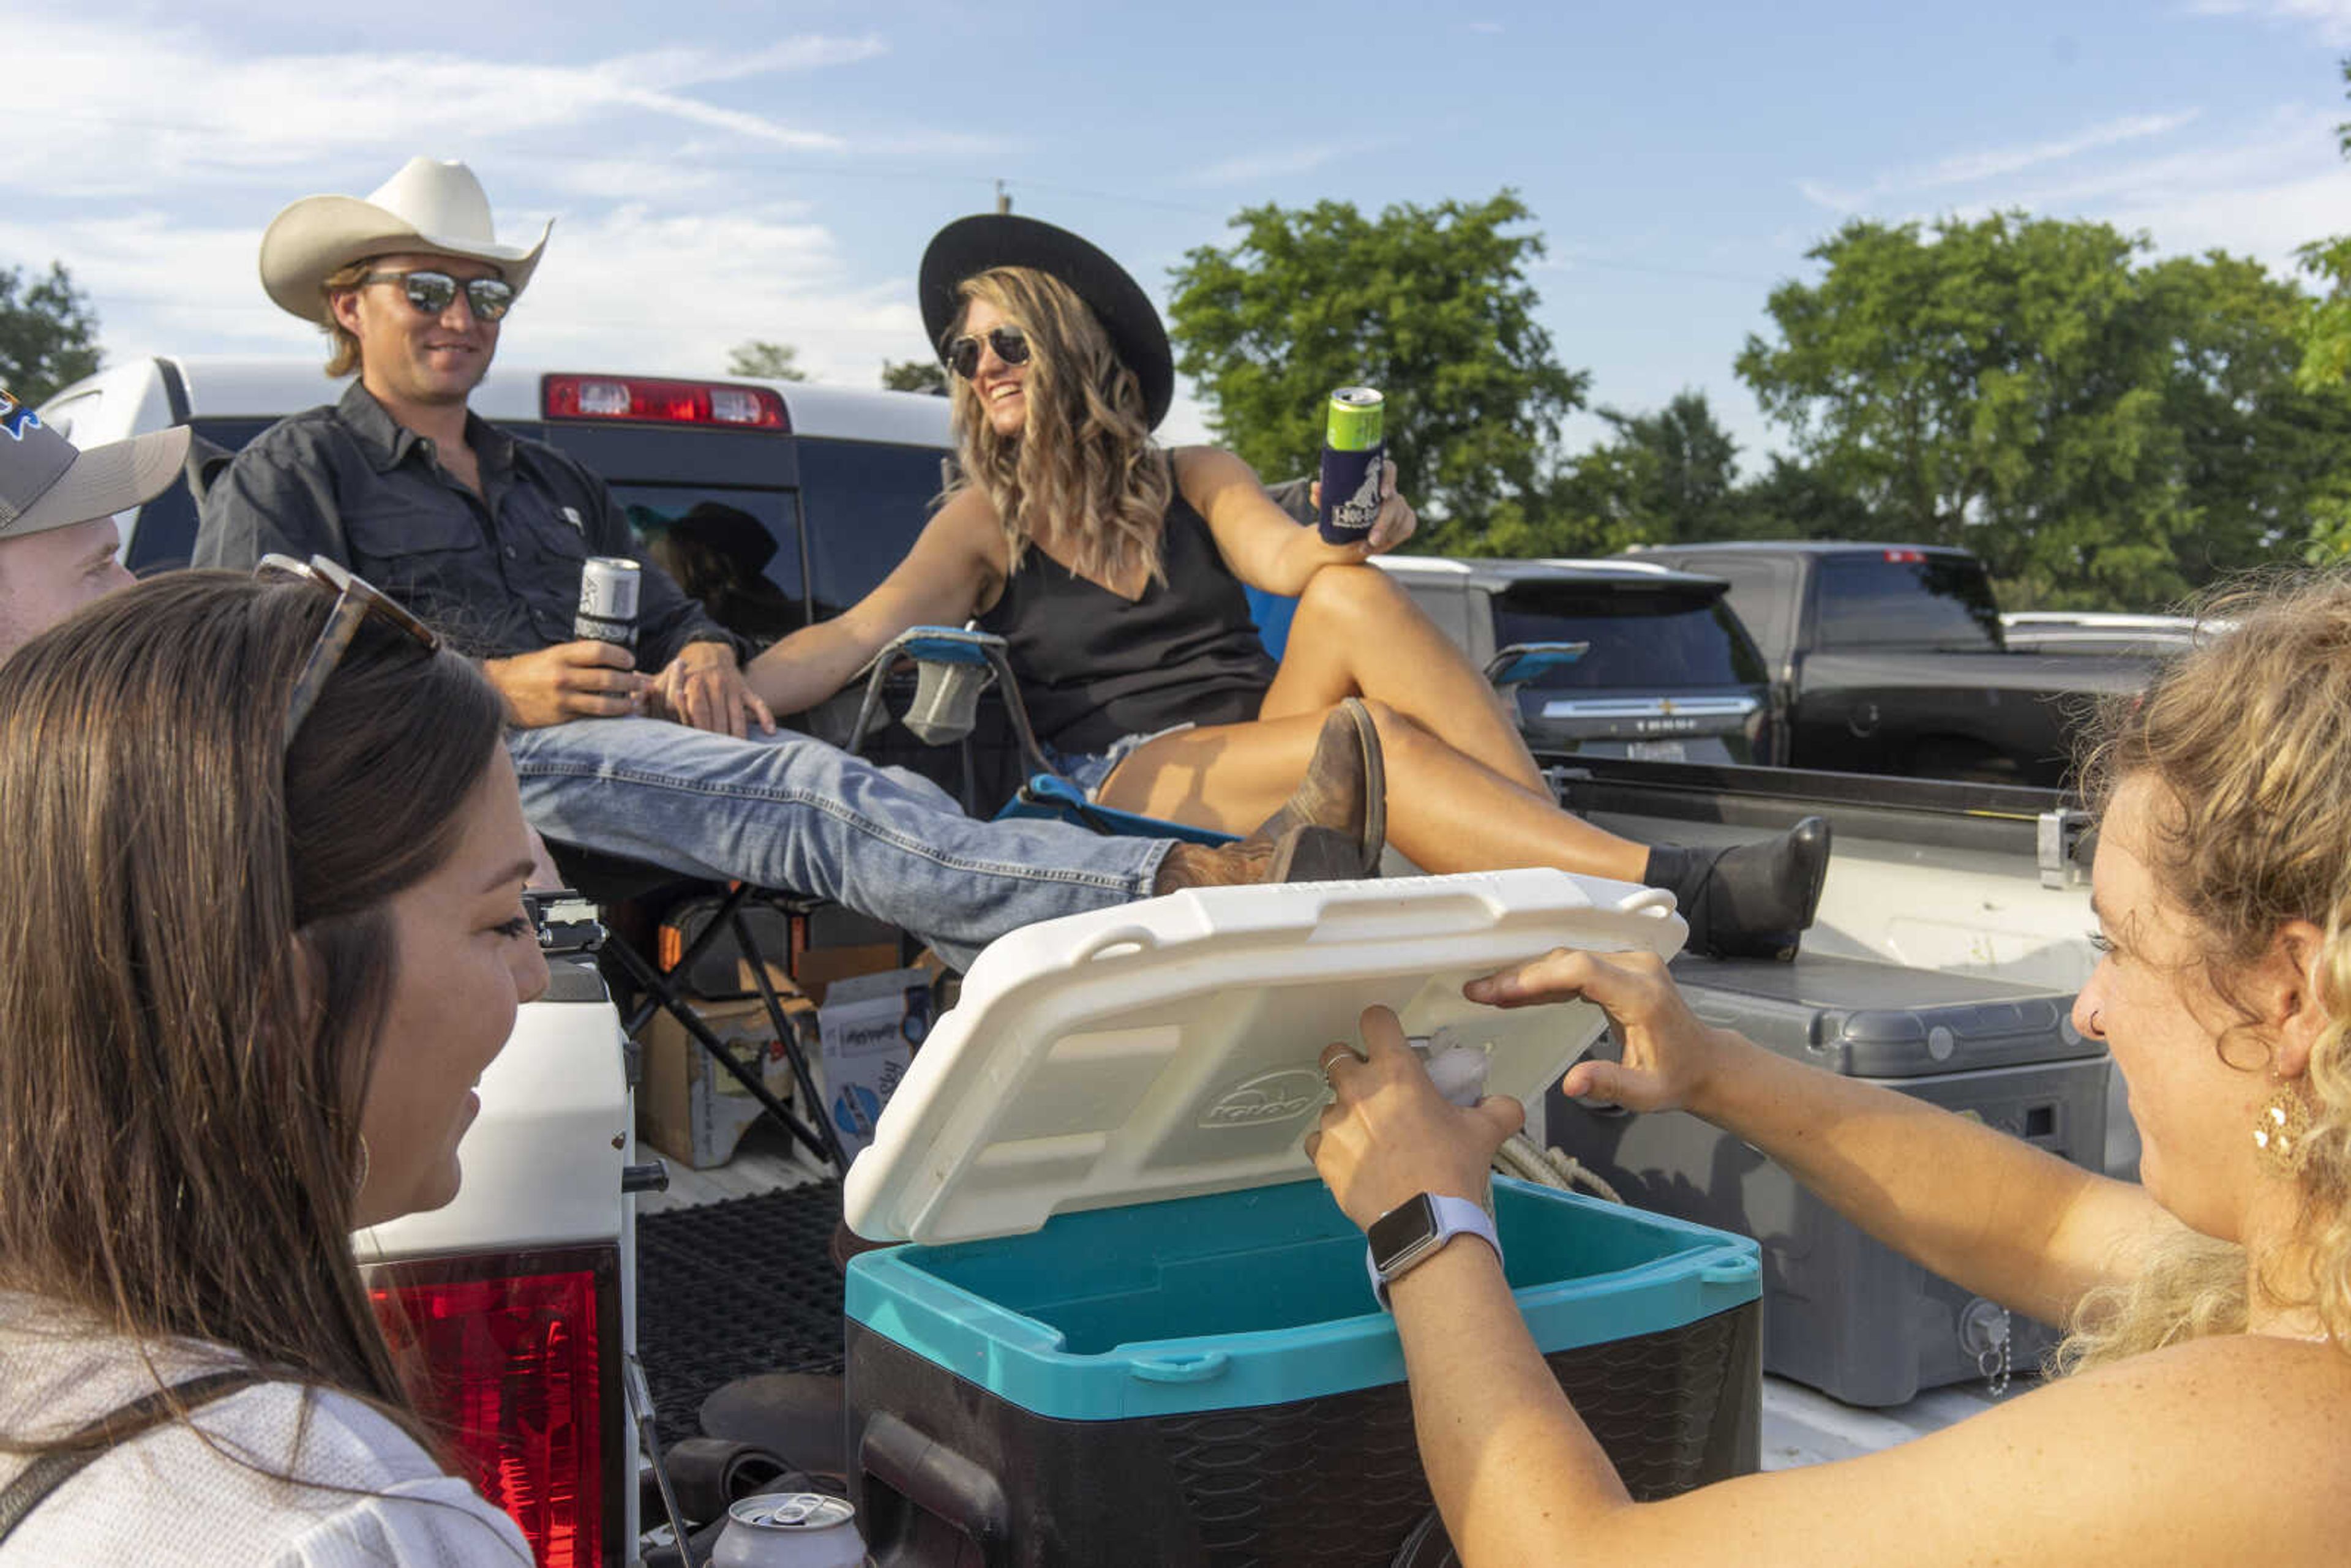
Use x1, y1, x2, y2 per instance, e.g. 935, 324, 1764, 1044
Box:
506, 718, 1171, 970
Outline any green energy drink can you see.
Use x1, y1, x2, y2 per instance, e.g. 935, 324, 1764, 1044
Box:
1316, 387, 1385, 545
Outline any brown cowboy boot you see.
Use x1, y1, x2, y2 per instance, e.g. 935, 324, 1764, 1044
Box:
1245, 698, 1386, 878
1153, 823, 1362, 891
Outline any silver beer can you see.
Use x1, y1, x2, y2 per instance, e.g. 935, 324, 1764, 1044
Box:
575, 555, 642, 648
711, 1491, 869, 1568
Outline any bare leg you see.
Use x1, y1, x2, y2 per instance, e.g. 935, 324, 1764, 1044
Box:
1258, 565, 1546, 795
1098, 703, 1650, 882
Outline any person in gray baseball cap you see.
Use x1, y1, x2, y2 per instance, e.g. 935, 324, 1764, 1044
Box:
0, 386, 190, 659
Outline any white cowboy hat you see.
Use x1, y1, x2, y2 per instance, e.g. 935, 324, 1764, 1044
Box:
258, 157, 551, 325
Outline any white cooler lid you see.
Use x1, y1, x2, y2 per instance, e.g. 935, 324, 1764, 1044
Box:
844, 869, 1685, 1246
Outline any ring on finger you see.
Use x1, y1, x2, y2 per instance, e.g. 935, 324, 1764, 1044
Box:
1318, 1043, 1359, 1081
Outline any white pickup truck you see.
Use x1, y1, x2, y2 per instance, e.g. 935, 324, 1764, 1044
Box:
45, 356, 2117, 1559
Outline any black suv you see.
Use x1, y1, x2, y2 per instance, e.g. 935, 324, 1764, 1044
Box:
1369, 555, 1777, 765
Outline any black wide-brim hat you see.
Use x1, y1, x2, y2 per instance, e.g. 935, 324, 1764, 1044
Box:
919, 214, 1174, 431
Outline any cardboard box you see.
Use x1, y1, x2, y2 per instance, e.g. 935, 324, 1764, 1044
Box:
794, 942, 904, 1005
638, 994, 816, 1170
817, 967, 932, 1157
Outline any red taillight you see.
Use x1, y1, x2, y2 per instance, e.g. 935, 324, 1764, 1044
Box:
1882, 548, 1926, 563
370, 1248, 621, 1568
541, 374, 788, 430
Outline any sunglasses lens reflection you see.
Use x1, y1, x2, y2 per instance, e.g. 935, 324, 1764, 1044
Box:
467, 280, 515, 321
391, 271, 512, 321
946, 328, 1030, 380
401, 272, 459, 314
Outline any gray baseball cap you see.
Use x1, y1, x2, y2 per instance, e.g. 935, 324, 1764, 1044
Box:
0, 386, 190, 539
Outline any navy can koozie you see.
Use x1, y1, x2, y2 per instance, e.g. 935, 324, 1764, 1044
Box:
1316, 387, 1385, 546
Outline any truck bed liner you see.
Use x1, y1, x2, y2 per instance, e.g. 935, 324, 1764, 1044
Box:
636, 1182, 847, 1446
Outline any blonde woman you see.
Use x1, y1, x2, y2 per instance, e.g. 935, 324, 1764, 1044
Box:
745, 214, 1829, 959
1304, 572, 2351, 1565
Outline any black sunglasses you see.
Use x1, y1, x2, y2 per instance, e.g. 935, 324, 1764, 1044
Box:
357, 268, 517, 323
256, 554, 440, 745
943, 325, 1030, 381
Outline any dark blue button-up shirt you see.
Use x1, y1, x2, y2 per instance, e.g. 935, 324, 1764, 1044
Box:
192, 380, 729, 670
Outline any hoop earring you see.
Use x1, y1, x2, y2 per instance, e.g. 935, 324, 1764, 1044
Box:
2254, 1086, 2314, 1173
353, 1135, 372, 1199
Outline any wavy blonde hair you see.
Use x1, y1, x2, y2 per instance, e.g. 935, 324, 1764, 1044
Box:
2057, 571, 2351, 1372
947, 266, 1171, 587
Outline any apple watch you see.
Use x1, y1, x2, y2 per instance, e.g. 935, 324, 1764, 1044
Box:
1365, 1192, 1502, 1310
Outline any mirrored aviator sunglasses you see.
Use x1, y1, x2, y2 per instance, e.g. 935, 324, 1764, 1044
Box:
358, 267, 517, 323
255, 554, 441, 746
943, 326, 1030, 380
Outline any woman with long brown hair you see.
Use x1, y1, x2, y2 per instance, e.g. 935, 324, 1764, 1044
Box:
0, 565, 547, 1563
741, 214, 1828, 959
1303, 572, 2351, 1565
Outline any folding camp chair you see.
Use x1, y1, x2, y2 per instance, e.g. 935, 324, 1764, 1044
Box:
547, 843, 854, 1178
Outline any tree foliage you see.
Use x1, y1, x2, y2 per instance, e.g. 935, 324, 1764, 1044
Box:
1168, 191, 1589, 536
725, 340, 808, 381
1736, 213, 2351, 608
0, 261, 101, 406
881, 357, 948, 395
1445, 390, 1755, 558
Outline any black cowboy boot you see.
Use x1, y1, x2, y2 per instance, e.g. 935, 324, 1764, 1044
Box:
1643, 816, 1832, 961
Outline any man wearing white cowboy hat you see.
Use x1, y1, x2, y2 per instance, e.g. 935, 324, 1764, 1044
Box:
194, 157, 1373, 967
0, 386, 189, 661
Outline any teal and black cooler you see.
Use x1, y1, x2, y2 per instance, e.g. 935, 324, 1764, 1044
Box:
840, 871, 1764, 1566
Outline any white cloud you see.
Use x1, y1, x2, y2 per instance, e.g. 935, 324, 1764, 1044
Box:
1922, 107, 2351, 270
2188, 1, 2351, 45
512, 205, 928, 383
1799, 111, 2203, 212
0, 15, 991, 392
5, 200, 942, 386
1782, 99, 2351, 275
2, 18, 884, 199
1179, 143, 1351, 189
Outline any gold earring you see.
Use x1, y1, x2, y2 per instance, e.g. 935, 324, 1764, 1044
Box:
2254, 1087, 2314, 1172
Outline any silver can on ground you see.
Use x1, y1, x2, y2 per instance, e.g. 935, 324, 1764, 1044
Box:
575, 555, 642, 648
711, 1491, 869, 1568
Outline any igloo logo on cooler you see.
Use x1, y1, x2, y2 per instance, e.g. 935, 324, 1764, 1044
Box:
1199, 1068, 1326, 1129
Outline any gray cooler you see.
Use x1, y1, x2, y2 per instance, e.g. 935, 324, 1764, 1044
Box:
1547, 953, 2104, 1406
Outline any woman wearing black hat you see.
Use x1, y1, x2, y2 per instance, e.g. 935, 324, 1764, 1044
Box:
743, 215, 1828, 958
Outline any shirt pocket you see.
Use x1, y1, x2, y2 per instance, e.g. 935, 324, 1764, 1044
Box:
343, 503, 482, 564
340, 501, 488, 606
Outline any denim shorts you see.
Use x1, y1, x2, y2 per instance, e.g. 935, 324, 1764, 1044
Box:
1040, 722, 1198, 801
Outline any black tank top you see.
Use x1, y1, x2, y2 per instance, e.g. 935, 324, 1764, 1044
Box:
977, 478, 1278, 755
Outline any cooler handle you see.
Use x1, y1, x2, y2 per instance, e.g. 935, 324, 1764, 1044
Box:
1123, 1349, 1230, 1385
1699, 1252, 1762, 1288
1613, 887, 1681, 918
1072, 925, 1160, 964
859, 1411, 1012, 1564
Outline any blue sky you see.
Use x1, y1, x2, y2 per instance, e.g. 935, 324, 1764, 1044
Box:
12, 1, 2351, 473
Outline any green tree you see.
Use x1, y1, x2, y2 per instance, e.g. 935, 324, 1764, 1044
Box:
2145, 251, 2351, 580
0, 261, 101, 405
726, 339, 808, 381
1579, 390, 1749, 544
1739, 454, 1878, 541
882, 357, 948, 396
1736, 212, 2351, 609
2295, 58, 2351, 400
2289, 55, 2351, 565
1168, 191, 1589, 538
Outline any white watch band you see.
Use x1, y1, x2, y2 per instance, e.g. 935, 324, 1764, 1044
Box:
1366, 1193, 1503, 1310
